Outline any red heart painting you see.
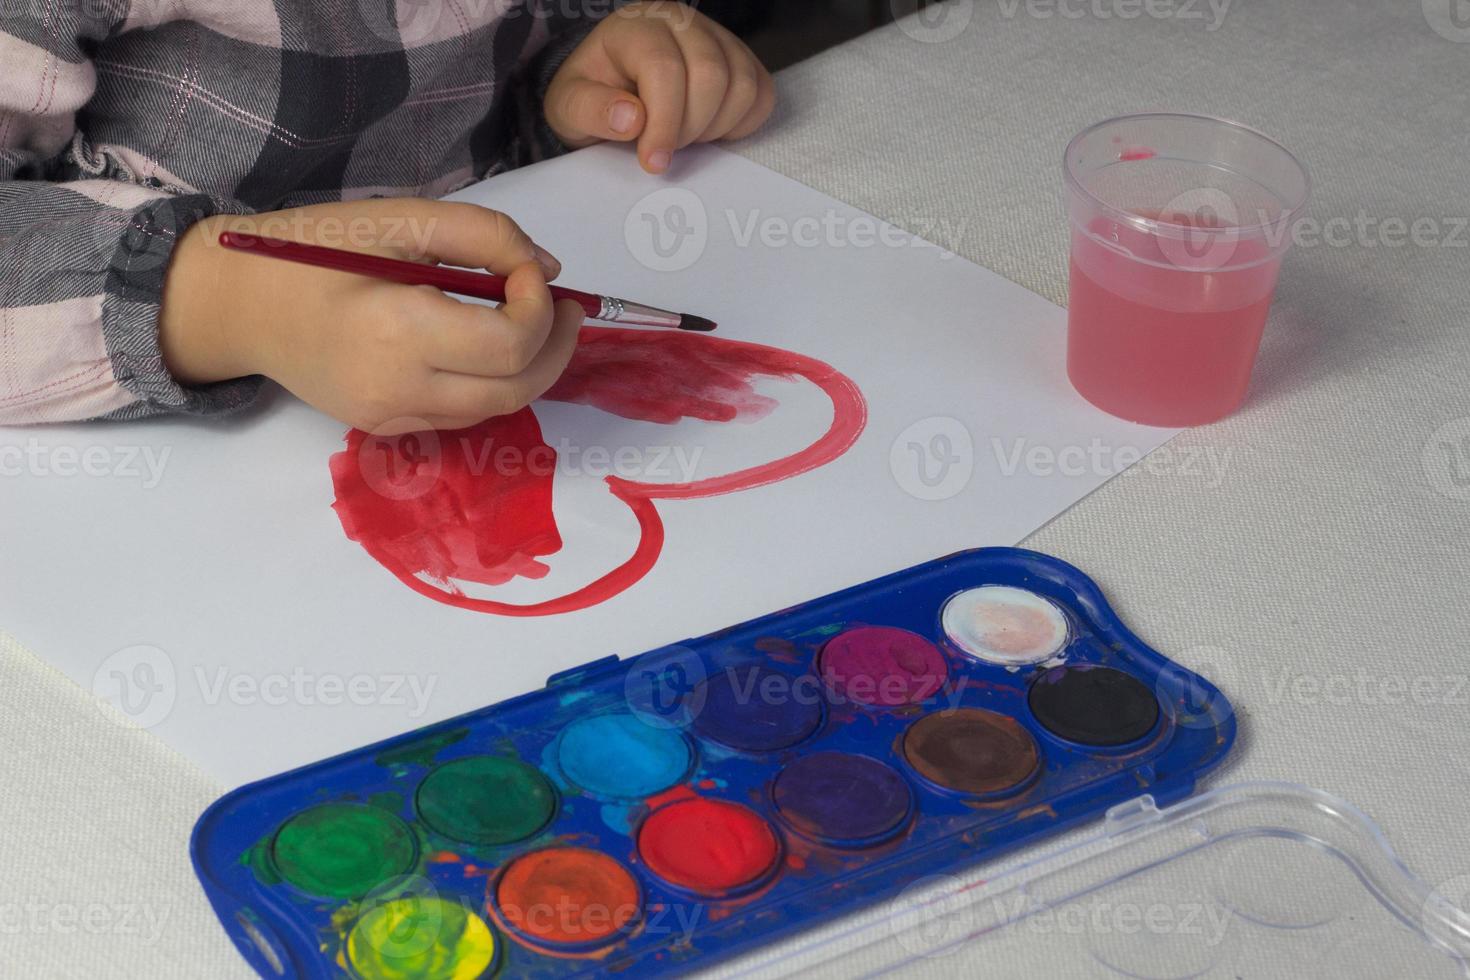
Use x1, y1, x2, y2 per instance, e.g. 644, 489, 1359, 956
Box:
329, 327, 867, 616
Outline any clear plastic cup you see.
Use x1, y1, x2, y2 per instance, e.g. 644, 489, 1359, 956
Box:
1063, 113, 1310, 426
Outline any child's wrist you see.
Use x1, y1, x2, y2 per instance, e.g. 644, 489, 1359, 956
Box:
160, 216, 270, 385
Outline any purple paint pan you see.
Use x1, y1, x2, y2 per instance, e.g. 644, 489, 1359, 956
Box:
771, 751, 914, 847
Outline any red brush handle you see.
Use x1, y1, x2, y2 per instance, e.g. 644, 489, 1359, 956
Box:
217, 232, 602, 319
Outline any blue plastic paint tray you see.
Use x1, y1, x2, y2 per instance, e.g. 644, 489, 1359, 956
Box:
191, 547, 1236, 977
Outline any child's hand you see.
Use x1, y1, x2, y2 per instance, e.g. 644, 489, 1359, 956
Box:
545, 1, 776, 174
159, 200, 584, 434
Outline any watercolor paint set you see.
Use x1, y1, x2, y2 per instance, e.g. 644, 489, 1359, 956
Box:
191, 547, 1237, 978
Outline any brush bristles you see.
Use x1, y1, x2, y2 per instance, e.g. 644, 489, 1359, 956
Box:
678, 314, 717, 332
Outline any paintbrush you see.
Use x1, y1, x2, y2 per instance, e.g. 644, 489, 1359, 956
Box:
216, 232, 717, 332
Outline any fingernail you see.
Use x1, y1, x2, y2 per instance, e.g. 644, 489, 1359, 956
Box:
647, 150, 672, 173
609, 101, 638, 135
532, 244, 561, 277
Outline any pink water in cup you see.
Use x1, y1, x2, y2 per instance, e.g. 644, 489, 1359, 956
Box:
1064, 114, 1310, 426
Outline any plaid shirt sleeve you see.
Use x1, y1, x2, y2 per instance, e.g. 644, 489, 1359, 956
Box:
0, 0, 605, 424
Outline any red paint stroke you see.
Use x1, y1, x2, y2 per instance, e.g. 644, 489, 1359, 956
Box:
331, 408, 561, 588
547, 328, 867, 500
1118, 146, 1156, 161
331, 413, 664, 618
546, 327, 781, 425
330, 326, 868, 616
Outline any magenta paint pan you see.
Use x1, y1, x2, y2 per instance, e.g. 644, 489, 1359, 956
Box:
818, 626, 949, 706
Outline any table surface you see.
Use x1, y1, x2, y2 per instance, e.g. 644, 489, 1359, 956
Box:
5, 2, 1468, 976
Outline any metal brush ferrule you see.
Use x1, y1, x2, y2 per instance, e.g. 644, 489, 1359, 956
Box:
594, 295, 682, 329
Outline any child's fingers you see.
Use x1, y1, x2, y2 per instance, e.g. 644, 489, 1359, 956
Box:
427, 299, 584, 419
426, 372, 536, 421
665, 24, 730, 148
518, 298, 585, 402
498, 261, 560, 339
419, 202, 560, 279
608, 25, 686, 173
413, 279, 555, 378
697, 28, 765, 142
545, 75, 646, 146
722, 64, 776, 142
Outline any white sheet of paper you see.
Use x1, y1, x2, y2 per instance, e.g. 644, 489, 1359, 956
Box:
0, 144, 1175, 786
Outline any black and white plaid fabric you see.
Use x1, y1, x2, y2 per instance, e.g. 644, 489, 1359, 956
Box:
0, 0, 604, 422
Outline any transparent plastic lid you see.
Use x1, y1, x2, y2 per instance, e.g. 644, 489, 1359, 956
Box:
713, 782, 1470, 979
